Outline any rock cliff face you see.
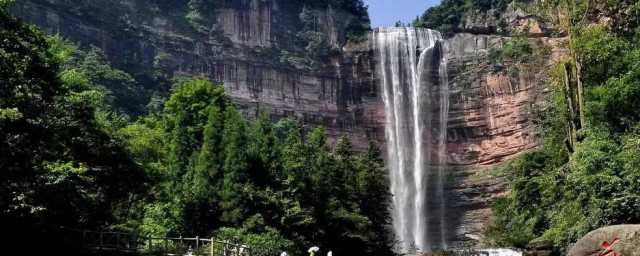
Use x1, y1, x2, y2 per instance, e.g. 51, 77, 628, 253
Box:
12, 0, 565, 249
13, 0, 384, 148
439, 33, 565, 248
442, 33, 565, 167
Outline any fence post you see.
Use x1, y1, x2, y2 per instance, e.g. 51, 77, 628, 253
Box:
82, 230, 86, 249
196, 236, 199, 254
211, 237, 215, 256
149, 237, 152, 253
165, 237, 169, 256
117, 232, 120, 250
99, 232, 103, 251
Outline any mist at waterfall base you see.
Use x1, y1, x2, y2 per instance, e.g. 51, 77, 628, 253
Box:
372, 27, 522, 256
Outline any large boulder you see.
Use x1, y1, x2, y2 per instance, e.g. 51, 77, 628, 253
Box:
568, 225, 640, 256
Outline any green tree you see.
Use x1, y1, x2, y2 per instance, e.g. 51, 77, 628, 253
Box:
486, 2, 640, 253
219, 107, 251, 224
356, 141, 393, 255
248, 111, 280, 187
0, 4, 146, 251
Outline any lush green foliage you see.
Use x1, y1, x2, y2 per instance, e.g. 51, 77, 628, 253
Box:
129, 79, 394, 254
413, 0, 515, 34
281, 0, 370, 71
52, 40, 144, 115
2, 3, 391, 255
0, 1, 147, 242
486, 1, 640, 252
184, 0, 223, 31
503, 37, 533, 61
502, 37, 534, 77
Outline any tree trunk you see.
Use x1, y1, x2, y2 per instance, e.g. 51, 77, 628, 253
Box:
564, 62, 578, 149
575, 59, 585, 130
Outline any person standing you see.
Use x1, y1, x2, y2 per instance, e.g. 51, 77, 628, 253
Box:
308, 246, 320, 256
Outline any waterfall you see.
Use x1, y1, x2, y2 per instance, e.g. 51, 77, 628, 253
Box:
437, 53, 450, 249
373, 27, 449, 252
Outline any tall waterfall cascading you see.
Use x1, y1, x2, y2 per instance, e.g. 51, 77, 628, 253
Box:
373, 27, 450, 252
437, 53, 450, 248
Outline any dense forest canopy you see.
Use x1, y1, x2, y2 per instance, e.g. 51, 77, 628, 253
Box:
411, 0, 640, 253
6, 0, 640, 254
0, 1, 391, 255
0, 0, 147, 247
413, 0, 517, 34
482, 0, 640, 253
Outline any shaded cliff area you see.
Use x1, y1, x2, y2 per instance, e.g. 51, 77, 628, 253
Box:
13, 0, 382, 149
11, 0, 570, 250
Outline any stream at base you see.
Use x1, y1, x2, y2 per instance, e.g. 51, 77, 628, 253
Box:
451, 248, 523, 256
405, 248, 523, 256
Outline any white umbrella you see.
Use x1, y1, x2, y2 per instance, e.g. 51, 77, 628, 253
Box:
280, 252, 288, 256
327, 251, 333, 256
308, 246, 320, 253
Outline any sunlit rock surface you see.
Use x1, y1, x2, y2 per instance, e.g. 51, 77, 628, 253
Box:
569, 225, 640, 256
12, 0, 566, 249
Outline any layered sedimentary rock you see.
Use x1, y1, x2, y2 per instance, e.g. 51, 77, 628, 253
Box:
438, 33, 565, 248
12, 0, 565, 249
12, 0, 385, 149
443, 33, 556, 166
367, 31, 564, 249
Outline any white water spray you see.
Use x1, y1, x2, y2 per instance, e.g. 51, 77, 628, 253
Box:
437, 56, 450, 249
373, 27, 449, 252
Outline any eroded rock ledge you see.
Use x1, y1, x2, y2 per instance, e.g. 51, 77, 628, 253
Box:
12, 0, 567, 249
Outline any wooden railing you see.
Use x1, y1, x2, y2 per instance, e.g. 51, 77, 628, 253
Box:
57, 227, 250, 256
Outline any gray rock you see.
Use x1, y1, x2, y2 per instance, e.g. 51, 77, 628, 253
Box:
568, 225, 640, 256
10, 0, 568, 248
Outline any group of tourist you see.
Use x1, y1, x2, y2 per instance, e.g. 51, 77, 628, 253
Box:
279, 247, 332, 256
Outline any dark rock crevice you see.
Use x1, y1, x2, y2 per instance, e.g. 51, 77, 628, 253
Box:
12, 0, 568, 249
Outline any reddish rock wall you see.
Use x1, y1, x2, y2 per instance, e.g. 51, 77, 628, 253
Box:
12, 0, 568, 249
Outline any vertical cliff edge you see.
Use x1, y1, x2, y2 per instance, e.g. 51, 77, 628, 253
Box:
12, 0, 567, 249
13, 0, 383, 149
